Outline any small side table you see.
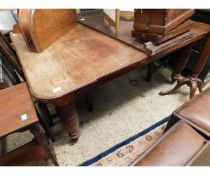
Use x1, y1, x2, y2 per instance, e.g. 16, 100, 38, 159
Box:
160, 33, 210, 99
0, 83, 58, 166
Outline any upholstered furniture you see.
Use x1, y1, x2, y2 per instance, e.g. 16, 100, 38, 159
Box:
166, 87, 210, 137
132, 86, 210, 166
131, 121, 208, 166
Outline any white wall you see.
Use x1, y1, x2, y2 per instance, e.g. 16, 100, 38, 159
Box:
0, 10, 16, 31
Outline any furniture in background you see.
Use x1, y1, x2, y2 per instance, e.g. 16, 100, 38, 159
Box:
159, 33, 210, 99
167, 86, 210, 166
78, 11, 210, 94
132, 9, 199, 84
133, 9, 194, 34
183, 9, 210, 82
166, 87, 210, 139
0, 30, 54, 158
131, 121, 209, 166
0, 32, 24, 79
133, 20, 194, 45
119, 10, 134, 21
103, 9, 120, 34
199, 57, 210, 81
0, 83, 58, 166
132, 9, 195, 45
0, 31, 54, 137
132, 87, 210, 166
102, 9, 134, 34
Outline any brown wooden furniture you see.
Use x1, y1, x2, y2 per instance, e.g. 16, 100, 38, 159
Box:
79, 11, 210, 89
18, 9, 77, 52
133, 9, 195, 34
12, 23, 146, 99
0, 31, 54, 137
12, 10, 210, 144
78, 11, 210, 57
131, 121, 209, 166
131, 88, 210, 166
159, 33, 210, 99
166, 87, 210, 138
132, 20, 194, 45
133, 9, 195, 45
189, 9, 210, 82
0, 83, 58, 166
103, 9, 120, 33
0, 83, 58, 165
12, 11, 147, 143
162, 87, 210, 166
120, 10, 134, 21
0, 32, 24, 78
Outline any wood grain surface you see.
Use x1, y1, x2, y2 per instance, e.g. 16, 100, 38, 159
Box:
11, 23, 147, 100
0, 82, 38, 137
18, 9, 76, 52
0, 140, 48, 166
132, 20, 194, 45
78, 12, 210, 56
149, 22, 210, 59
134, 9, 195, 34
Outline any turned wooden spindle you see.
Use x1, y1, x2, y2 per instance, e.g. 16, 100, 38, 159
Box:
54, 93, 80, 144
160, 33, 210, 99
171, 44, 194, 82
192, 34, 210, 78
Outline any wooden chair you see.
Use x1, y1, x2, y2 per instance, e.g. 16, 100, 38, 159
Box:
0, 33, 54, 156
0, 31, 54, 127
0, 83, 58, 166
0, 54, 54, 145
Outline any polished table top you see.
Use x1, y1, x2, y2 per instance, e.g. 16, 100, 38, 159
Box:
11, 23, 147, 100
78, 12, 210, 57
12, 13, 210, 101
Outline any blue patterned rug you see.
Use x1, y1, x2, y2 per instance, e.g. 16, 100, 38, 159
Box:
81, 116, 170, 166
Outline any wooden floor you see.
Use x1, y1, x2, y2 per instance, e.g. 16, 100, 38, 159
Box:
11, 24, 147, 100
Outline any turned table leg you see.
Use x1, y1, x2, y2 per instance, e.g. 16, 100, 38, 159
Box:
171, 44, 194, 82
53, 93, 80, 144
160, 34, 210, 99
146, 63, 155, 82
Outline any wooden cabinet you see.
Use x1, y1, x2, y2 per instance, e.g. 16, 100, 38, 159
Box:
134, 9, 195, 34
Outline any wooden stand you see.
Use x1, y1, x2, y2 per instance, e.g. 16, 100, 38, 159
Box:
160, 34, 210, 99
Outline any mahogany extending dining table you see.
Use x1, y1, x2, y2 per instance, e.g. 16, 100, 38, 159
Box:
11, 15, 210, 143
